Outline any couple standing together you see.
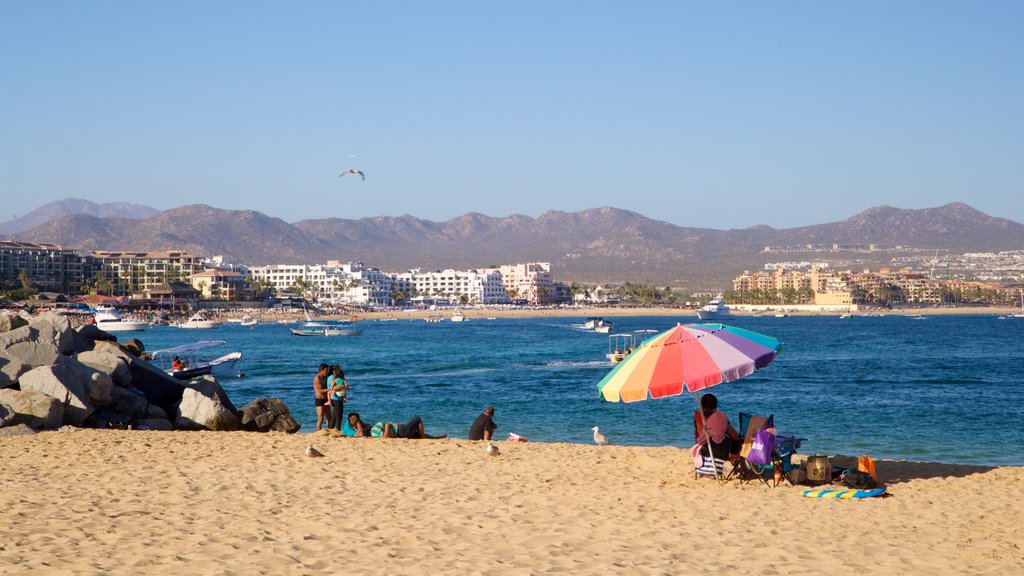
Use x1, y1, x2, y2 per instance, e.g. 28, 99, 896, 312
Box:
314, 363, 349, 431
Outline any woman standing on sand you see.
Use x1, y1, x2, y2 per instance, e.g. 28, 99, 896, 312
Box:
326, 364, 349, 431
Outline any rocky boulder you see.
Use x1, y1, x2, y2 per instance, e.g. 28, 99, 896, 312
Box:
0, 350, 31, 389
104, 386, 167, 423
135, 418, 174, 431
76, 347, 133, 387
18, 358, 114, 426
175, 376, 239, 431
0, 314, 29, 334
0, 315, 75, 368
238, 398, 301, 433
0, 384, 66, 430
71, 324, 118, 354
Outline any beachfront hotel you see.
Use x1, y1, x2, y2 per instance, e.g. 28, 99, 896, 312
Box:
0, 241, 85, 294
87, 250, 200, 298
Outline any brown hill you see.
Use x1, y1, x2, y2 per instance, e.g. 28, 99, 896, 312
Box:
12, 202, 1024, 289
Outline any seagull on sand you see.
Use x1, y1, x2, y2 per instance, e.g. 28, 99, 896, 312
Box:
592, 426, 610, 446
485, 443, 500, 457
338, 168, 365, 180
305, 444, 324, 458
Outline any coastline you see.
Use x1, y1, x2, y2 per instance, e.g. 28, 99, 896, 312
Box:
2, 429, 1020, 574
349, 305, 1019, 321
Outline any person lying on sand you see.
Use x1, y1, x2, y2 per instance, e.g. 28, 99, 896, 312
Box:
346, 413, 446, 439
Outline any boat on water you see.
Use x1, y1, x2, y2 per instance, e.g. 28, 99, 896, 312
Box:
696, 297, 733, 321
580, 317, 613, 333
451, 311, 465, 322
93, 311, 149, 332
150, 340, 242, 380
1011, 290, 1024, 318
606, 333, 635, 364
239, 316, 258, 326
424, 316, 445, 323
178, 312, 222, 329
291, 326, 363, 337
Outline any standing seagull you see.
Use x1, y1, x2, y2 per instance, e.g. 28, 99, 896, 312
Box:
305, 444, 324, 458
485, 443, 500, 457
592, 426, 610, 446
338, 169, 365, 180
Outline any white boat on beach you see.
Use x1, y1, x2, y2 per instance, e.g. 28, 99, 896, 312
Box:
151, 340, 242, 380
178, 312, 221, 329
697, 297, 733, 321
93, 311, 149, 332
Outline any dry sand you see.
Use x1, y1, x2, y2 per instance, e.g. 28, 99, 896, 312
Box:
2, 430, 1021, 575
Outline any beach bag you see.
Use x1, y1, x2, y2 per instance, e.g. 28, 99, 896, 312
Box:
843, 470, 877, 489
747, 428, 775, 465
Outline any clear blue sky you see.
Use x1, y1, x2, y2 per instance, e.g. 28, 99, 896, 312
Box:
2, 1, 1021, 228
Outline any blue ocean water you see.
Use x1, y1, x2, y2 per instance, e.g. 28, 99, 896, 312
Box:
136, 314, 1024, 466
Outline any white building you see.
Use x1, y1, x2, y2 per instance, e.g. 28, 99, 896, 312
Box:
391, 268, 508, 305
248, 262, 394, 307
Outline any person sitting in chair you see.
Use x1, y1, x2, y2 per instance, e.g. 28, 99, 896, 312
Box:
694, 393, 742, 460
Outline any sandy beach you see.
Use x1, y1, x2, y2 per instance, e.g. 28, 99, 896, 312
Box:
2, 430, 1020, 575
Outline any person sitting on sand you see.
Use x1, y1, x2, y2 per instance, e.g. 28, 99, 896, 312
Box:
468, 406, 497, 441
693, 393, 742, 460
346, 413, 446, 439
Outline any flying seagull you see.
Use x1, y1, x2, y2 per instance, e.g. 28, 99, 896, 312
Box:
305, 444, 324, 458
592, 426, 610, 446
338, 169, 365, 180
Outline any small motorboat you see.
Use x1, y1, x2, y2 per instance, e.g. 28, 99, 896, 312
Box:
451, 311, 465, 322
151, 340, 242, 380
239, 315, 258, 326
178, 312, 221, 329
291, 326, 362, 337
606, 333, 635, 364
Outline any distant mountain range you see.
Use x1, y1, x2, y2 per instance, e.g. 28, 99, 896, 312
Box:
7, 200, 1024, 289
0, 198, 159, 234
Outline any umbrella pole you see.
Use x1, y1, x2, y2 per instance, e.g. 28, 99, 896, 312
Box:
694, 391, 723, 484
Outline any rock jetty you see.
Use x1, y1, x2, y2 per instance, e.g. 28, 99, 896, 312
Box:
0, 312, 300, 435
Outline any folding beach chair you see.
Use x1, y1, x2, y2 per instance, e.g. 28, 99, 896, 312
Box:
726, 412, 773, 485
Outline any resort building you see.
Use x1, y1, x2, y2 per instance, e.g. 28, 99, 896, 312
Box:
248, 262, 394, 307
489, 262, 554, 305
0, 241, 84, 294
87, 250, 200, 298
190, 269, 252, 301
391, 268, 508, 305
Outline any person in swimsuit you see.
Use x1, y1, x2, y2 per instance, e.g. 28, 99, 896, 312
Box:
313, 363, 329, 432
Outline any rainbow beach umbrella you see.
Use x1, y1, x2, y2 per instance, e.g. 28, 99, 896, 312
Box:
596, 323, 783, 480
597, 323, 783, 403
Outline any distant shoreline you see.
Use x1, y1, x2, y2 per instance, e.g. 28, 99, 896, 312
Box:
347, 305, 1019, 321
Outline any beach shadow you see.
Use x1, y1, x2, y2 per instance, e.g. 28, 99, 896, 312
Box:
831, 454, 997, 483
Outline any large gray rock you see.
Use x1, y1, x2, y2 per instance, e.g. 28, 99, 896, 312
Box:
71, 324, 118, 354
0, 350, 31, 389
135, 418, 174, 431
18, 358, 113, 426
109, 342, 185, 419
175, 376, 239, 431
0, 314, 29, 334
0, 423, 37, 436
0, 388, 64, 430
76, 348, 133, 387
103, 385, 153, 422
238, 398, 301, 433
0, 315, 75, 368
